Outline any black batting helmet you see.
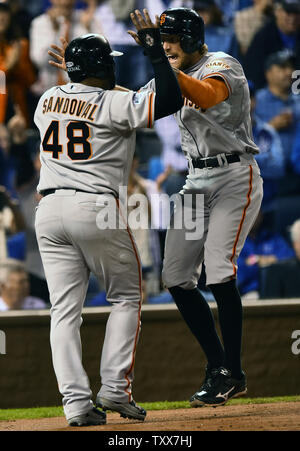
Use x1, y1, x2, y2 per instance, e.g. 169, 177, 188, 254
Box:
65, 34, 123, 83
159, 8, 205, 54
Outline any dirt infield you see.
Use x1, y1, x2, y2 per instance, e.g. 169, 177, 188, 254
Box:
1, 401, 300, 431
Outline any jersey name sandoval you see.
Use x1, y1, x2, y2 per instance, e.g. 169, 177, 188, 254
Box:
143, 52, 259, 160
41, 96, 99, 121
34, 83, 155, 195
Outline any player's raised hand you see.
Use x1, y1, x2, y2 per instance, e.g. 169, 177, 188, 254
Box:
48, 37, 69, 71
80, 0, 97, 31
128, 9, 160, 46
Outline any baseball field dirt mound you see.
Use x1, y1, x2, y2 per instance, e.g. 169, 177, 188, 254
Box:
1, 401, 300, 431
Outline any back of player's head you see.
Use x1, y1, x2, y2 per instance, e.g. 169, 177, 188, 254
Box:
65, 34, 123, 84
159, 7, 205, 54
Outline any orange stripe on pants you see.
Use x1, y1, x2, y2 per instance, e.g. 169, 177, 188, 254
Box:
230, 165, 253, 278
115, 198, 143, 402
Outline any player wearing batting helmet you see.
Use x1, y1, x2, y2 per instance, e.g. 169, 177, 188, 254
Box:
35, 11, 183, 427
64, 34, 121, 88
131, 7, 263, 407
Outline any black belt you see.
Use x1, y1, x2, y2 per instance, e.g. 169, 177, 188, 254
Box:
40, 189, 57, 197
40, 188, 107, 197
192, 154, 240, 169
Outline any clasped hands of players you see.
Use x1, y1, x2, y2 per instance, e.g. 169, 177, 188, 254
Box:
48, 9, 161, 79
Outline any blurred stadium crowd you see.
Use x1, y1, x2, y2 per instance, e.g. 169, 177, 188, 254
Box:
0, 0, 300, 310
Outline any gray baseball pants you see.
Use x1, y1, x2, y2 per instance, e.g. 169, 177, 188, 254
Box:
35, 190, 142, 420
162, 155, 263, 288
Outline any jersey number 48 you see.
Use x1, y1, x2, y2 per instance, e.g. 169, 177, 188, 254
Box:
42, 120, 92, 160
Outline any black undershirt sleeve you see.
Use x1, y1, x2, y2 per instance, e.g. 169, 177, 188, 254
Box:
152, 59, 183, 120
138, 28, 183, 120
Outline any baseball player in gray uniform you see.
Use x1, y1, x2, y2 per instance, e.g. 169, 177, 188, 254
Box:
34, 10, 183, 426
130, 7, 263, 407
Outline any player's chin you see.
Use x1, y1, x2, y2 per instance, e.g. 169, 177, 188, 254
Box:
169, 59, 182, 70
169, 57, 185, 71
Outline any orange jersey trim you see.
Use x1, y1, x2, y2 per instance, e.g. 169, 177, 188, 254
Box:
229, 165, 253, 278
147, 92, 154, 128
115, 198, 143, 403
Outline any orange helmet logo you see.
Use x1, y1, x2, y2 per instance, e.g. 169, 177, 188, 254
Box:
160, 14, 166, 26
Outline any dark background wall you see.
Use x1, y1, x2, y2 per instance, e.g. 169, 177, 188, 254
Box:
0, 300, 300, 409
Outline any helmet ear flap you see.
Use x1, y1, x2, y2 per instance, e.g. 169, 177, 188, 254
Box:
95, 60, 115, 80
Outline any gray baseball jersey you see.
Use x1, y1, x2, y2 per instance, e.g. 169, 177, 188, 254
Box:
142, 51, 259, 160
34, 83, 155, 420
34, 83, 155, 195
142, 51, 263, 287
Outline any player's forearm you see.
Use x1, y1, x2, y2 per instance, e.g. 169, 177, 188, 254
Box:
176, 71, 229, 109
136, 27, 183, 119
152, 58, 184, 120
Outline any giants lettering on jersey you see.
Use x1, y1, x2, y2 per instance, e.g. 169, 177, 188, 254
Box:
42, 97, 99, 121
205, 60, 231, 70
183, 97, 205, 112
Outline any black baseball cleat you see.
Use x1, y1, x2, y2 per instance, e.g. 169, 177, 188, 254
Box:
192, 364, 215, 401
190, 367, 247, 407
68, 407, 107, 427
96, 396, 147, 421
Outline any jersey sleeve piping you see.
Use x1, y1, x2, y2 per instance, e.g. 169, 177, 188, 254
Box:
147, 92, 155, 129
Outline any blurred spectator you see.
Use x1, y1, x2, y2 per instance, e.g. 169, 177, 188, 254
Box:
244, 0, 300, 89
42, 0, 93, 11
215, 0, 254, 26
21, 0, 44, 17
128, 154, 154, 277
0, 107, 36, 196
0, 259, 47, 310
260, 218, 300, 298
0, 2, 36, 125
237, 209, 295, 298
0, 184, 25, 259
234, 0, 274, 55
127, 153, 163, 298
149, 164, 173, 263
290, 122, 300, 175
0, 106, 50, 302
169, 0, 233, 53
169, 0, 252, 26
0, 123, 14, 192
254, 49, 300, 197
249, 82, 285, 209
193, 0, 234, 53
151, 115, 188, 197
2, 0, 34, 39
29, 0, 101, 95
95, 0, 165, 91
